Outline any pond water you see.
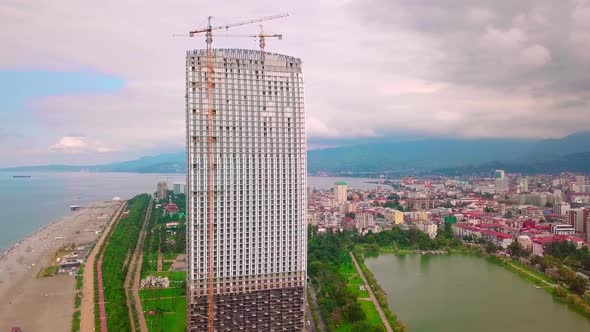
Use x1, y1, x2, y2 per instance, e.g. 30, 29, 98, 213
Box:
365, 254, 590, 332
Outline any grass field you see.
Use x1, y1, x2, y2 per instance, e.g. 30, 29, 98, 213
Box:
139, 271, 186, 332
335, 300, 384, 331
333, 254, 386, 331
142, 295, 186, 332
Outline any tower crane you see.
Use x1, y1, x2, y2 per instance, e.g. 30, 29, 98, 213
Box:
216, 25, 283, 52
185, 13, 288, 332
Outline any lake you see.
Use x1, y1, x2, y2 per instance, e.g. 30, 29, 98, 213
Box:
0, 172, 376, 252
365, 254, 590, 332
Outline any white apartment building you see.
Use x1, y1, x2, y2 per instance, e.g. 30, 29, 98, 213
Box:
186, 49, 306, 331
334, 181, 348, 204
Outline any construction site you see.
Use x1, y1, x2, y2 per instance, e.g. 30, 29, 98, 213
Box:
184, 14, 309, 332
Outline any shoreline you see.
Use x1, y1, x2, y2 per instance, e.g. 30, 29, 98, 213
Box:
0, 212, 86, 261
0, 200, 123, 331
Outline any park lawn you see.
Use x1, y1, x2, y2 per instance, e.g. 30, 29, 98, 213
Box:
163, 252, 178, 260
140, 287, 185, 299
162, 261, 173, 271
348, 274, 363, 285
339, 257, 356, 275
360, 299, 385, 328
347, 283, 370, 298
143, 296, 186, 332
335, 300, 385, 332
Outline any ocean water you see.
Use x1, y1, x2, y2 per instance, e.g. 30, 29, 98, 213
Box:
0, 172, 378, 252
0, 172, 185, 252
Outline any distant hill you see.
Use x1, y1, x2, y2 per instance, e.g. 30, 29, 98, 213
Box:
529, 131, 590, 159
3, 132, 590, 175
430, 152, 590, 176
1, 152, 186, 174
307, 138, 536, 173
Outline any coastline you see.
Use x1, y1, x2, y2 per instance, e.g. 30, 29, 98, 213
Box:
0, 213, 83, 261
0, 200, 123, 331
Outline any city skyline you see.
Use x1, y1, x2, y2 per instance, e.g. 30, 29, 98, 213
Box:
2, 0, 590, 166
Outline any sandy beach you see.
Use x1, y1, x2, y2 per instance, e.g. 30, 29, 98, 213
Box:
0, 200, 123, 332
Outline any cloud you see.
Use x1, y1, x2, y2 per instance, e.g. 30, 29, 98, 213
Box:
50, 136, 114, 154
1, 0, 590, 166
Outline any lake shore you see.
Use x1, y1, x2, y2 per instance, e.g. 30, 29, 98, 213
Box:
0, 200, 123, 332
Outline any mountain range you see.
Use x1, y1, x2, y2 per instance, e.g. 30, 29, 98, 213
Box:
3, 132, 590, 176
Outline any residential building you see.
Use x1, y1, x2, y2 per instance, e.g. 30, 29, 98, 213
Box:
554, 202, 570, 215
186, 49, 306, 331
355, 212, 375, 231
576, 175, 586, 193
345, 202, 357, 213
495, 169, 509, 193
568, 208, 589, 234
334, 182, 348, 204
393, 210, 404, 224
157, 181, 167, 200
517, 177, 529, 193
551, 224, 576, 235
416, 221, 437, 239
173, 182, 186, 195
163, 202, 179, 216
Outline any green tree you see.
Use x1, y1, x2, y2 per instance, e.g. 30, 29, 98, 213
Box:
507, 241, 528, 258
485, 242, 498, 254
343, 302, 365, 322
570, 276, 589, 296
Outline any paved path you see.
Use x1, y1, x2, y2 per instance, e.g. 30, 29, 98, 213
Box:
350, 252, 393, 332
131, 201, 153, 332
307, 282, 327, 332
80, 202, 126, 332
507, 260, 556, 288
157, 238, 163, 272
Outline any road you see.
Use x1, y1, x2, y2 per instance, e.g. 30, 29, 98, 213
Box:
124, 199, 152, 332
350, 252, 393, 332
307, 282, 327, 332
80, 202, 127, 332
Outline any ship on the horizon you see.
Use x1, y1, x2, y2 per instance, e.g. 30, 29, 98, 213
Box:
12, 175, 32, 178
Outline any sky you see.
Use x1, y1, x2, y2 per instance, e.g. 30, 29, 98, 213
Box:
1, 0, 590, 166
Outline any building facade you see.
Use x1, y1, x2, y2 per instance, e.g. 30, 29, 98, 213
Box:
186, 49, 307, 331
334, 182, 348, 204
568, 208, 589, 234
495, 169, 509, 193
173, 182, 186, 195
157, 181, 167, 200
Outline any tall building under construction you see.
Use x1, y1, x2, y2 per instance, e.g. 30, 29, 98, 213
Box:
186, 49, 307, 331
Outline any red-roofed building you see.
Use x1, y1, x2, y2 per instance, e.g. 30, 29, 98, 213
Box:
164, 202, 179, 215
532, 234, 588, 256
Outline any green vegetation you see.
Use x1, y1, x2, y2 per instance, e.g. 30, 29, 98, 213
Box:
553, 286, 590, 317
38, 265, 58, 277
358, 223, 462, 251
71, 311, 81, 332
97, 194, 150, 331
308, 227, 408, 332
139, 190, 187, 331
544, 241, 590, 271
139, 271, 187, 332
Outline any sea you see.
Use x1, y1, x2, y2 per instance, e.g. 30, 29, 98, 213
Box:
0, 172, 379, 252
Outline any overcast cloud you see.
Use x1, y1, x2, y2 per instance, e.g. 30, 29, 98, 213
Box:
1, 0, 589, 166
